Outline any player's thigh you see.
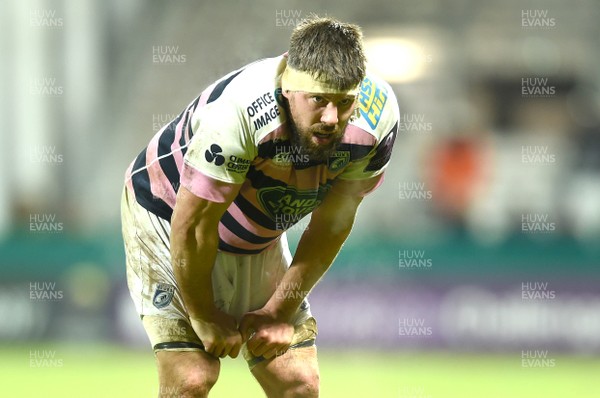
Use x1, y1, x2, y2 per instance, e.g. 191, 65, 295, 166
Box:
156, 350, 220, 398
251, 345, 320, 398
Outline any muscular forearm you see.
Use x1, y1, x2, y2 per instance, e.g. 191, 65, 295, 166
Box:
169, 185, 232, 320
264, 218, 354, 321
171, 223, 220, 319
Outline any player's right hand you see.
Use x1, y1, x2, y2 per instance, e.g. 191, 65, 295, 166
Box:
189, 311, 242, 359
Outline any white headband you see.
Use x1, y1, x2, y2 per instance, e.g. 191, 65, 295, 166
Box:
280, 66, 360, 95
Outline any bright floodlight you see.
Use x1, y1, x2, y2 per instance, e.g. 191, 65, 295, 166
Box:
364, 37, 428, 83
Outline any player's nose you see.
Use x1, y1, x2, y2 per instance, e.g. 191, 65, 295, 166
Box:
320, 103, 338, 126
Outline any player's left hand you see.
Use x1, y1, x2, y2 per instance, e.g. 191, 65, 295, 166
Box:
239, 308, 295, 359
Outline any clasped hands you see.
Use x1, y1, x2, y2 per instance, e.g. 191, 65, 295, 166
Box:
190, 307, 294, 359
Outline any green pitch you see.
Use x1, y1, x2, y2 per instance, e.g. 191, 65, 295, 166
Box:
3, 344, 599, 397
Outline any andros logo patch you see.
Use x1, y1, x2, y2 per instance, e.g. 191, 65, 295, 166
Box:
257, 186, 329, 220
152, 283, 175, 309
205, 144, 225, 166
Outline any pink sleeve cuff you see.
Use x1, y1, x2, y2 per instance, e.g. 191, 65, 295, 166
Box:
181, 161, 240, 203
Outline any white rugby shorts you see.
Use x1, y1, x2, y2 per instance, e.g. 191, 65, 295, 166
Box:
120, 187, 317, 367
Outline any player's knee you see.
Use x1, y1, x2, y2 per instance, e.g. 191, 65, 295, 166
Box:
282, 371, 320, 398
158, 362, 219, 397
178, 376, 215, 398
157, 351, 219, 398
162, 372, 217, 398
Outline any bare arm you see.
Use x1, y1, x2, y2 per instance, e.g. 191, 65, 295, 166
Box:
170, 185, 242, 358
265, 188, 363, 320
240, 187, 363, 358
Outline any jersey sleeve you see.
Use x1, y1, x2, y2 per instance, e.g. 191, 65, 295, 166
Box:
332, 77, 399, 197
181, 97, 256, 203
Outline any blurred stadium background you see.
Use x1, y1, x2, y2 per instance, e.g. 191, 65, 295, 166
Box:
2, 0, 600, 396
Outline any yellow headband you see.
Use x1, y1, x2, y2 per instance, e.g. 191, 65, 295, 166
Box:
280, 66, 360, 95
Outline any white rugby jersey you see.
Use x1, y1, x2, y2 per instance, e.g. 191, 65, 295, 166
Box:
125, 55, 399, 254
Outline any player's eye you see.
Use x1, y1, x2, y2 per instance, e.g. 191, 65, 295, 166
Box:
338, 98, 354, 107
311, 96, 326, 105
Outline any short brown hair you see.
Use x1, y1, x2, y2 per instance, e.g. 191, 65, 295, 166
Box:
287, 16, 366, 91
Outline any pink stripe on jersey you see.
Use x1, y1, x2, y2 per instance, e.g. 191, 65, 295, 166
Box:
198, 90, 211, 107
227, 201, 281, 239
257, 125, 288, 145
342, 124, 377, 146
146, 135, 177, 208
181, 161, 240, 203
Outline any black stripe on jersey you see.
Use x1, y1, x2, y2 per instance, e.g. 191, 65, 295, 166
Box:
337, 143, 375, 161
246, 166, 286, 191
131, 149, 150, 201
207, 69, 245, 104
218, 238, 267, 255
180, 96, 201, 146
364, 121, 398, 172
157, 113, 184, 194
220, 211, 277, 245
292, 159, 326, 170
136, 196, 173, 221
131, 149, 174, 221
234, 194, 275, 230
257, 139, 280, 159
256, 138, 293, 159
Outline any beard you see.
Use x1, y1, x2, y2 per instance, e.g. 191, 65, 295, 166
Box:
285, 101, 346, 164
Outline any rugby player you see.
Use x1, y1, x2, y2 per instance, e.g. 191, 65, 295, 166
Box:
121, 16, 399, 397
